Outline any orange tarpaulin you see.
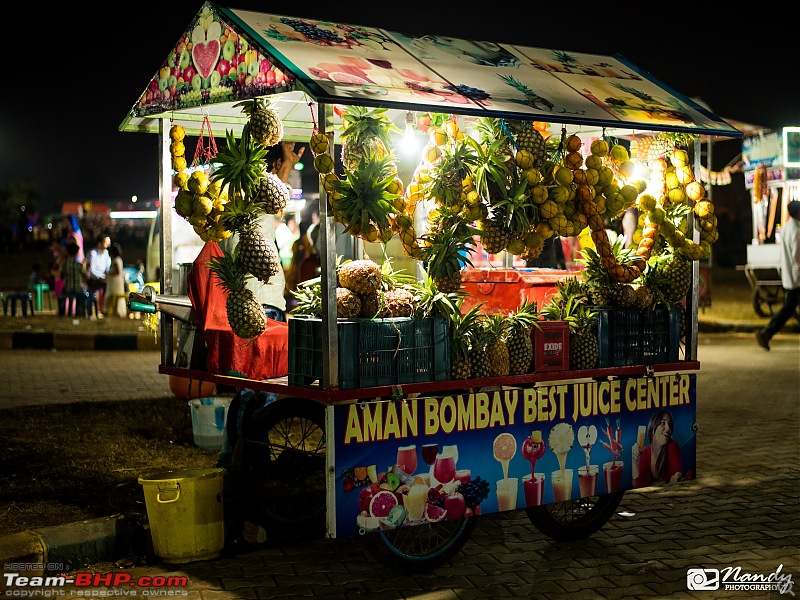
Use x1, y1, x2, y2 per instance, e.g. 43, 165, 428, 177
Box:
187, 241, 288, 380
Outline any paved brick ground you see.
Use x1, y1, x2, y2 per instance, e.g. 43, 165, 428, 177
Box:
2, 332, 798, 599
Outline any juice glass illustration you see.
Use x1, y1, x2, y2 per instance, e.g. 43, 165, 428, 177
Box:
603, 461, 624, 493
421, 443, 438, 467
496, 477, 519, 511
551, 469, 573, 501
454, 469, 471, 486
522, 473, 545, 506
433, 448, 456, 484
578, 465, 598, 497
405, 484, 428, 521
637, 426, 646, 450
396, 444, 417, 475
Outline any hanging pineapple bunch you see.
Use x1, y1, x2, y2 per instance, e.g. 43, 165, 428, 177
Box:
170, 123, 231, 243
234, 98, 284, 147
212, 125, 281, 284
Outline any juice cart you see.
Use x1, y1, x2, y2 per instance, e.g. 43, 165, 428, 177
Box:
120, 2, 741, 569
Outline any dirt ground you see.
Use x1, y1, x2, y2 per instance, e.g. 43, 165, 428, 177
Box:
0, 397, 218, 536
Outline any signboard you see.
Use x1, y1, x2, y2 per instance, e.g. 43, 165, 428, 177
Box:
331, 373, 697, 537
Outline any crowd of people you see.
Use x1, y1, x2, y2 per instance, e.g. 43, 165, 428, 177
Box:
47, 222, 137, 319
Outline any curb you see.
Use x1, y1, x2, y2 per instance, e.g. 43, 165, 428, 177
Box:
0, 332, 159, 351
0, 515, 142, 576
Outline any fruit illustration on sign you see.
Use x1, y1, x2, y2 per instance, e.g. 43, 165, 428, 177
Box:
493, 433, 517, 479
369, 490, 400, 518
521, 430, 546, 476
222, 39, 236, 62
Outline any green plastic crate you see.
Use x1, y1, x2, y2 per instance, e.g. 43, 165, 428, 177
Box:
640, 306, 681, 364
288, 317, 450, 389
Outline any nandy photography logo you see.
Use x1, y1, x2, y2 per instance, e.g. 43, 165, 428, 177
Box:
687, 564, 795, 595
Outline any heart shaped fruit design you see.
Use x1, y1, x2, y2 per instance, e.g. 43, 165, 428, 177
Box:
193, 40, 220, 79
191, 22, 222, 80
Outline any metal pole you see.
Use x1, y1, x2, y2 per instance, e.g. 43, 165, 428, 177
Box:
159, 118, 176, 367
317, 103, 339, 389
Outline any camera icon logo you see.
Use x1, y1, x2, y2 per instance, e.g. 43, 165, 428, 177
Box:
687, 568, 720, 590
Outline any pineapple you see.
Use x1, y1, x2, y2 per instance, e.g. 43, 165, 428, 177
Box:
497, 74, 556, 113
449, 303, 483, 380
358, 290, 384, 318
340, 106, 401, 172
206, 250, 266, 340
485, 314, 510, 377
611, 283, 637, 308
219, 195, 280, 284
477, 218, 510, 254
568, 303, 600, 371
468, 319, 492, 379
658, 250, 692, 303
336, 287, 362, 318
577, 247, 613, 307
382, 288, 414, 317
235, 98, 283, 147
337, 259, 382, 295
632, 284, 655, 310
509, 120, 549, 169
420, 224, 477, 294
506, 299, 539, 375
253, 169, 290, 215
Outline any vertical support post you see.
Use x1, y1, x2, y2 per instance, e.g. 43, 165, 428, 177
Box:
318, 103, 339, 389
159, 117, 176, 367
686, 140, 700, 361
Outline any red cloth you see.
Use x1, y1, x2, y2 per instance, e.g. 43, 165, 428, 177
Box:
187, 242, 288, 380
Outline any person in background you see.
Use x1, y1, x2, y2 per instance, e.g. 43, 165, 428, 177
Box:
621, 208, 640, 249
756, 200, 800, 350
285, 219, 320, 311
59, 241, 90, 317
274, 212, 299, 271
29, 263, 44, 286
104, 243, 127, 318
302, 199, 321, 251
85, 234, 111, 317
220, 140, 304, 322
526, 235, 566, 269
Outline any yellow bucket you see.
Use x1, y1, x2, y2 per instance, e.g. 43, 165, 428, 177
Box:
138, 468, 225, 563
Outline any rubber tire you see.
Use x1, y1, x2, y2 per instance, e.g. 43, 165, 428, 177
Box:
368, 516, 477, 572
231, 397, 326, 542
525, 492, 624, 541
752, 287, 775, 318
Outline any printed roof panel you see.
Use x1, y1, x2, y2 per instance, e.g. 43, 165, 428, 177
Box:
120, 2, 741, 139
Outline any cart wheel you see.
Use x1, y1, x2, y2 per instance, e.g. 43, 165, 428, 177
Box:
232, 397, 326, 542
525, 492, 624, 541
752, 287, 774, 317
368, 516, 477, 572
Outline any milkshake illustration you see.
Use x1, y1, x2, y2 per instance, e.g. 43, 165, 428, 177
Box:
548, 423, 575, 502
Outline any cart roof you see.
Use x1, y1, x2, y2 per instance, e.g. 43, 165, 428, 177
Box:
119, 2, 742, 140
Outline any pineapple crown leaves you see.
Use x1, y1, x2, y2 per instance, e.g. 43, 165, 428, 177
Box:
577, 247, 612, 288
507, 298, 541, 333
468, 135, 512, 204
211, 124, 268, 200
485, 313, 509, 342
378, 259, 417, 291
233, 97, 273, 117
219, 194, 262, 233
636, 261, 672, 309
423, 138, 480, 203
340, 106, 401, 151
289, 279, 323, 317
449, 301, 485, 359
332, 153, 399, 233
419, 223, 478, 278
205, 249, 252, 295
409, 267, 466, 320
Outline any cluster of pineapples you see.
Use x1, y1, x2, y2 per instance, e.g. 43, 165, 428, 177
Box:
169, 124, 232, 243
540, 277, 600, 370
291, 258, 419, 320
203, 98, 289, 340
449, 299, 540, 380
309, 107, 422, 254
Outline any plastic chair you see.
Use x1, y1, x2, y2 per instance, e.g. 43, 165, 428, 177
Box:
4, 292, 35, 317
59, 291, 92, 318
29, 283, 52, 312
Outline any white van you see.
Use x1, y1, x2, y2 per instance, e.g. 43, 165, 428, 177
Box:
145, 211, 206, 291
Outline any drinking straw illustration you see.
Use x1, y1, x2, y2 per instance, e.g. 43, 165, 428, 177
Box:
602, 417, 622, 466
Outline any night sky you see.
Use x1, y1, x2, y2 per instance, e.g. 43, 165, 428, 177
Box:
1, 3, 797, 215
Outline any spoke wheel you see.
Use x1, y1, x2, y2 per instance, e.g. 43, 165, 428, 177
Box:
526, 492, 623, 541
369, 517, 477, 572
232, 398, 326, 541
